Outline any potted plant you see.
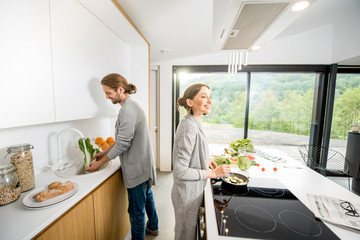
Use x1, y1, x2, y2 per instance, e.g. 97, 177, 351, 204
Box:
350, 123, 360, 132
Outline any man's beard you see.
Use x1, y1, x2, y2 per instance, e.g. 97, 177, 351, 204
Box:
111, 93, 122, 104
111, 97, 120, 104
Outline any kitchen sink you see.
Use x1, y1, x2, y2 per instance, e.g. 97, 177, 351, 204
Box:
55, 158, 113, 178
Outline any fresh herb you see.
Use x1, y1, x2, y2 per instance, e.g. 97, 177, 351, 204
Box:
78, 138, 100, 168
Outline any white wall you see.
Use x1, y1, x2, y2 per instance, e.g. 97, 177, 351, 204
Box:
332, 9, 360, 63
130, 45, 150, 118
0, 116, 117, 174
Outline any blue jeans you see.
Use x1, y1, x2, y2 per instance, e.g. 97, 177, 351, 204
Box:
127, 180, 159, 240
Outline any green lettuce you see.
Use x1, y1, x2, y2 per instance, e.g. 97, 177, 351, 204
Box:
237, 156, 252, 171
78, 138, 100, 168
212, 155, 231, 166
224, 138, 254, 157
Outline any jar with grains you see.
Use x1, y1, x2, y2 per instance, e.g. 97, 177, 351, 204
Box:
0, 165, 21, 206
7, 144, 35, 192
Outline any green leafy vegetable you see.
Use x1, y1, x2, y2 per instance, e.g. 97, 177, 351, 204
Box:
78, 138, 100, 168
212, 155, 231, 166
237, 156, 252, 171
224, 138, 254, 157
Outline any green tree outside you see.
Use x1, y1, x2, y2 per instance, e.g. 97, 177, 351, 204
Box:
178, 72, 360, 140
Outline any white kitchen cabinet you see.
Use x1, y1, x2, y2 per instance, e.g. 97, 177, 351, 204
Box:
50, 0, 129, 122
0, 0, 55, 129
0, 0, 148, 129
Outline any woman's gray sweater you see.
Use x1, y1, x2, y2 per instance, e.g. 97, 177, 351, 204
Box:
107, 96, 156, 189
171, 114, 209, 240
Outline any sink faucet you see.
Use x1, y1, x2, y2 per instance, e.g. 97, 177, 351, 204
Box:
57, 128, 87, 171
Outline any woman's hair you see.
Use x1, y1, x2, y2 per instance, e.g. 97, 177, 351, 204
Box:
101, 73, 137, 94
177, 83, 210, 113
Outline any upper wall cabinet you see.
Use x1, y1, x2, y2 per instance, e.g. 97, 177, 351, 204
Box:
0, 0, 149, 129
0, 0, 55, 129
50, 0, 129, 122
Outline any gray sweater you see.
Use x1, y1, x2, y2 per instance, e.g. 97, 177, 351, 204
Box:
107, 96, 156, 188
171, 114, 209, 240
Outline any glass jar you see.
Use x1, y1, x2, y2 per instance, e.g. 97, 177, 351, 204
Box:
0, 165, 21, 206
7, 144, 35, 192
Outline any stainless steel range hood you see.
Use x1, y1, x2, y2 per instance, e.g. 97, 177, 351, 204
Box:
223, 2, 290, 50
213, 0, 312, 52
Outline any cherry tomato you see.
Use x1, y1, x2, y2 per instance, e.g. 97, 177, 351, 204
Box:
245, 155, 255, 161
273, 167, 278, 172
261, 167, 265, 172
256, 163, 260, 167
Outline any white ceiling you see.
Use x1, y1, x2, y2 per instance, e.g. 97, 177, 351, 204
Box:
115, 0, 360, 65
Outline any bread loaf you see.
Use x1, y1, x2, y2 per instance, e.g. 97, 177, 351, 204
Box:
32, 181, 75, 202
48, 181, 61, 189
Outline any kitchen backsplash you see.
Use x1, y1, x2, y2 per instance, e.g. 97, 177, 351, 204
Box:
0, 116, 116, 174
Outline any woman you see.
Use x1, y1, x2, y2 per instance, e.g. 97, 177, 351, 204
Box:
171, 83, 230, 240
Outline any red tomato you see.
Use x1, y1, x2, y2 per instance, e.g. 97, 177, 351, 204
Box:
273, 167, 278, 172
245, 155, 255, 161
256, 163, 260, 167
261, 168, 265, 172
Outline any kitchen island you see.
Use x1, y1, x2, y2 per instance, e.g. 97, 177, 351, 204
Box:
0, 159, 129, 240
204, 148, 360, 240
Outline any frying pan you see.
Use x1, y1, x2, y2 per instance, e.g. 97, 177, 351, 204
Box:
220, 172, 249, 193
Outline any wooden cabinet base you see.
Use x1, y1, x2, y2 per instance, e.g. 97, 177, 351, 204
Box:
35, 194, 95, 240
93, 170, 130, 240
34, 170, 130, 240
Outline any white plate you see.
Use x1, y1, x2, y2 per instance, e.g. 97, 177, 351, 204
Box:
22, 182, 79, 209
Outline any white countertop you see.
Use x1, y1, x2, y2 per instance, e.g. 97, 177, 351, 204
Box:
205, 148, 360, 240
0, 159, 120, 240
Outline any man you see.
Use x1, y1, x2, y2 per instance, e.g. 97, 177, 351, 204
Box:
87, 73, 159, 240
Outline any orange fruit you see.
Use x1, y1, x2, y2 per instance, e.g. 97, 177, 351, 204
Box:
100, 142, 110, 151
106, 137, 115, 144
95, 137, 105, 145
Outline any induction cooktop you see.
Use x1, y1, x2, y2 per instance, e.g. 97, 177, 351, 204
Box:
211, 178, 340, 240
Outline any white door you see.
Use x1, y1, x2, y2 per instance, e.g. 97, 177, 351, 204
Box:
150, 66, 160, 169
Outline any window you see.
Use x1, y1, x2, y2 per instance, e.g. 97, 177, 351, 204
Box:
248, 73, 316, 162
329, 73, 360, 155
174, 66, 325, 163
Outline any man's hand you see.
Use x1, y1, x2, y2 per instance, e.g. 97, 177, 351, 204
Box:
91, 151, 106, 161
86, 154, 110, 172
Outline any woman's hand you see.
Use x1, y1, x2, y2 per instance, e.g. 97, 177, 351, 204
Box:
209, 159, 217, 170
207, 165, 230, 179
